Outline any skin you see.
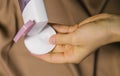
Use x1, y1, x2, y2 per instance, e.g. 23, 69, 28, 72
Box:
35, 14, 120, 64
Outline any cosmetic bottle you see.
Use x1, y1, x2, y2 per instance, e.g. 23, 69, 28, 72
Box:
14, 0, 56, 55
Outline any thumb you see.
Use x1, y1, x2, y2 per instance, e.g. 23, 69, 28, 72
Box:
49, 34, 73, 45
52, 24, 78, 33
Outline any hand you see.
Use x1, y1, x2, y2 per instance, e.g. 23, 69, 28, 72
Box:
35, 14, 120, 63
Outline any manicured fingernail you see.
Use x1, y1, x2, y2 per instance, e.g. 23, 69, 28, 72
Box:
49, 36, 56, 44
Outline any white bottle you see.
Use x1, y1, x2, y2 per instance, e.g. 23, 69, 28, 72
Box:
18, 0, 56, 55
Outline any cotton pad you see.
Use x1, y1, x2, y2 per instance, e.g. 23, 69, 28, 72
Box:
24, 25, 56, 55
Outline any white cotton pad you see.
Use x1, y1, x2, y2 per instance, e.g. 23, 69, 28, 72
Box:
24, 25, 56, 55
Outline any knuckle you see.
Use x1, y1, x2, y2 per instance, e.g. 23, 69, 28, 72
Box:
56, 34, 61, 43
71, 34, 77, 44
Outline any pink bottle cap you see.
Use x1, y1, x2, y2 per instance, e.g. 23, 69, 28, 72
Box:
13, 20, 35, 42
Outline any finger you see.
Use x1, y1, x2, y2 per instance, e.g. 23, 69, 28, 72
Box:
52, 45, 66, 52
53, 45, 73, 52
49, 33, 73, 45
36, 47, 76, 63
36, 53, 68, 63
34, 46, 85, 63
52, 24, 78, 33
36, 46, 80, 63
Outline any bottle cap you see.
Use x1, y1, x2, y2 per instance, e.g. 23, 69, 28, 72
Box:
13, 20, 35, 42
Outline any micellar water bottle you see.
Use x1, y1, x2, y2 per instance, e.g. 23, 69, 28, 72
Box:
14, 0, 56, 55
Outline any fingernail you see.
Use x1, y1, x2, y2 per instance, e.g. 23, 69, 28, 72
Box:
49, 36, 56, 44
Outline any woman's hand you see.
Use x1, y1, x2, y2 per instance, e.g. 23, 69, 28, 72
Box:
36, 14, 120, 63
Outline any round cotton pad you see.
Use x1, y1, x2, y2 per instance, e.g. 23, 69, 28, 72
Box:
24, 25, 56, 55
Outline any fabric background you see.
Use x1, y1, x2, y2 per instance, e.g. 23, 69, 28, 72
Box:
0, 0, 120, 76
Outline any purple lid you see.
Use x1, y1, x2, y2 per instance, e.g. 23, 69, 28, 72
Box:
13, 20, 35, 42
